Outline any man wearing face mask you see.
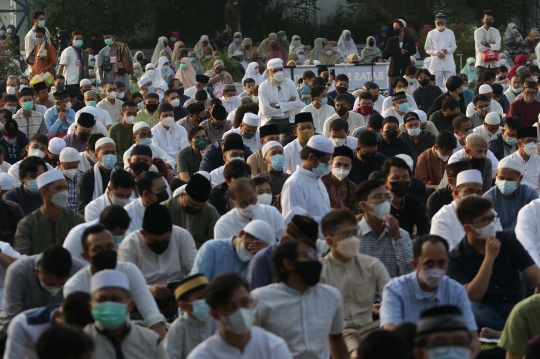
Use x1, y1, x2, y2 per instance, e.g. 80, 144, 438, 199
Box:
321, 146, 358, 213
301, 85, 337, 132
163, 173, 219, 249
509, 81, 540, 126
384, 19, 417, 95
23, 10, 50, 59
474, 10, 501, 80
449, 195, 540, 340
382, 91, 412, 122
215, 177, 285, 239
328, 119, 358, 152
472, 111, 502, 143
504, 74, 522, 103
209, 132, 246, 185
466, 86, 504, 122
58, 30, 89, 93
377, 116, 417, 160
62, 111, 96, 153
30, 27, 57, 78
57, 147, 83, 213
254, 140, 290, 201
348, 130, 387, 185
281, 135, 332, 222
323, 94, 366, 137
151, 103, 189, 162
283, 112, 318, 174
320, 209, 390, 358
506, 126, 540, 194
187, 273, 292, 359
427, 76, 468, 117
425, 13, 457, 88
0, 245, 84, 335
413, 69, 444, 113
96, 82, 124, 125
123, 121, 176, 171
201, 103, 233, 146
415, 131, 457, 186
44, 90, 75, 137
428, 97, 461, 134
164, 88, 189, 120
178, 102, 207, 134
223, 113, 261, 154
3, 156, 47, 216
136, 92, 161, 127
246, 124, 280, 176
13, 89, 47, 137
0, 117, 29, 165
15, 169, 84, 255
84, 169, 134, 222
98, 29, 133, 87
108, 101, 138, 164
251, 238, 348, 359
489, 118, 520, 162
220, 84, 240, 113
399, 111, 436, 156
119, 204, 196, 316
326, 73, 356, 108
80, 92, 112, 131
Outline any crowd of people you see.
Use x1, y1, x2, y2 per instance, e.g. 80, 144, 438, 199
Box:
2, 6, 540, 359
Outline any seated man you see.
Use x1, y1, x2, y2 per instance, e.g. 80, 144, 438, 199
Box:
162, 173, 220, 249
506, 126, 540, 195
222, 113, 261, 153
380, 235, 480, 353
62, 110, 96, 152
254, 140, 290, 203
381, 91, 413, 122
191, 219, 274, 279
428, 97, 460, 134
348, 130, 387, 185
209, 160, 251, 216
377, 116, 417, 161
44, 90, 76, 137
214, 178, 285, 240
209, 133, 245, 186
246, 124, 281, 176
200, 104, 233, 146
415, 131, 457, 185
84, 169, 134, 222
488, 116, 520, 161
7, 133, 52, 187
427, 160, 472, 218
3, 156, 47, 215
398, 111, 436, 156
499, 294, 540, 359
164, 88, 188, 121
283, 112, 318, 175
321, 145, 359, 213
58, 147, 83, 212
252, 239, 348, 359
451, 114, 473, 151
199, 131, 253, 173
328, 118, 358, 151
448, 195, 540, 339
177, 126, 208, 181
472, 112, 502, 142
320, 210, 390, 358
322, 93, 366, 137
0, 245, 84, 334
123, 121, 176, 171
0, 118, 29, 165
177, 102, 206, 134
484, 157, 538, 232
151, 103, 189, 161
108, 101, 138, 165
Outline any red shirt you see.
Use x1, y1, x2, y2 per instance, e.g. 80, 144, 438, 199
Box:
508, 98, 540, 126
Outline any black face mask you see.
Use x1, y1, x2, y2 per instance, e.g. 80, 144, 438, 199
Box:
136, 56, 143, 61
393, 28, 402, 36
443, 113, 456, 121
335, 86, 348, 94
211, 122, 225, 130
390, 180, 409, 197
146, 103, 159, 113
77, 132, 90, 142
419, 78, 430, 87
197, 115, 206, 123
384, 129, 399, 142
91, 250, 117, 271
469, 157, 486, 170
182, 204, 202, 215
130, 161, 150, 175
294, 260, 322, 286
336, 106, 348, 116
154, 190, 169, 203
175, 87, 185, 97
147, 240, 170, 255
360, 152, 376, 161
368, 39, 375, 47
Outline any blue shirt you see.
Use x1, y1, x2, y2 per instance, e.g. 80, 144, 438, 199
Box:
44, 106, 75, 136
2, 186, 43, 216
380, 271, 477, 331
483, 184, 538, 232
190, 237, 250, 279
247, 244, 276, 290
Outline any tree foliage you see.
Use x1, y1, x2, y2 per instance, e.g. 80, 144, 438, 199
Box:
0, 39, 23, 81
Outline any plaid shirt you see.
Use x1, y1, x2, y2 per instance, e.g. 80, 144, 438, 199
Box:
66, 170, 83, 213
358, 218, 414, 278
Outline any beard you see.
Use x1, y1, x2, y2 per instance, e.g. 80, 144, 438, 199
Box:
269, 75, 284, 87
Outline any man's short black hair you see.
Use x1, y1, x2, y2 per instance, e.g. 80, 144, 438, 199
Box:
335, 74, 349, 83
38, 245, 72, 278
272, 239, 317, 282
253, 176, 271, 188
436, 131, 458, 150
205, 273, 250, 310
473, 94, 490, 105
358, 330, 409, 359
242, 78, 255, 86
224, 160, 251, 180
406, 65, 417, 76
110, 169, 135, 190
359, 92, 373, 101
81, 225, 108, 253
30, 134, 49, 147
358, 130, 378, 147
412, 234, 449, 259
329, 118, 348, 132
334, 93, 351, 104
415, 68, 431, 79
381, 157, 411, 179
452, 115, 472, 131
504, 117, 522, 130
19, 157, 47, 183
129, 92, 143, 102
482, 10, 494, 17
300, 146, 327, 161
391, 76, 407, 89
188, 126, 206, 141
446, 76, 464, 92
441, 97, 458, 110
2, 94, 18, 103
36, 325, 94, 359
61, 292, 94, 328
88, 133, 105, 151
136, 171, 163, 196
31, 10, 45, 20
321, 209, 357, 237
122, 101, 138, 111
310, 85, 326, 98
481, 70, 496, 82
497, 66, 508, 73
456, 195, 493, 224
355, 179, 385, 202
100, 205, 130, 232
312, 77, 326, 87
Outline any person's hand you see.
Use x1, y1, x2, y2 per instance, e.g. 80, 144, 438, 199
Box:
437, 52, 445, 59
400, 48, 408, 55
485, 236, 501, 261
372, 303, 381, 315
383, 215, 401, 240
270, 103, 278, 108
288, 95, 296, 102
58, 112, 67, 121
149, 284, 171, 300
442, 49, 447, 55
216, 74, 224, 80
247, 239, 268, 253
328, 74, 334, 83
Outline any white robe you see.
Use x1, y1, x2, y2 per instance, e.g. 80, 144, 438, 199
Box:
465, 100, 503, 118
214, 204, 286, 240
123, 143, 176, 169
85, 190, 115, 222
151, 123, 190, 159
300, 103, 336, 134
424, 28, 457, 73
220, 96, 240, 113
430, 201, 465, 251
223, 128, 261, 153
283, 139, 303, 175
258, 78, 305, 126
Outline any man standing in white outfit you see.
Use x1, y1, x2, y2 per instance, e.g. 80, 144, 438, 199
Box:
425, 13, 457, 88
474, 10, 501, 80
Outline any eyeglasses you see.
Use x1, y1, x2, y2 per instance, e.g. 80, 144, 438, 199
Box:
368, 193, 393, 201
521, 139, 538, 145
523, 91, 538, 96
138, 132, 153, 139
296, 250, 319, 260
332, 229, 361, 240
471, 214, 498, 227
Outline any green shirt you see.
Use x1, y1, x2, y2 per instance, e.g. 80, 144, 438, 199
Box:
161, 196, 220, 249
135, 109, 159, 128
428, 110, 459, 133
499, 295, 540, 356
109, 123, 134, 164
177, 146, 202, 176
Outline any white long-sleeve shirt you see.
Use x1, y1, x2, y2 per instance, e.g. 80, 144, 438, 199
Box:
220, 96, 240, 113
123, 142, 176, 168
300, 104, 336, 133
258, 78, 305, 126
516, 199, 540, 266
151, 123, 189, 159
353, 94, 386, 114
430, 201, 465, 251
96, 98, 123, 126
84, 190, 116, 222
322, 112, 366, 137
281, 166, 331, 223
424, 28, 457, 72
474, 26, 501, 68
381, 94, 418, 113
283, 139, 303, 175
507, 151, 540, 195
223, 128, 261, 153
214, 204, 285, 240
465, 100, 503, 118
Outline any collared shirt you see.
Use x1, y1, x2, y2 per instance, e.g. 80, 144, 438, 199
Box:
499, 295, 540, 357
151, 122, 190, 159
190, 237, 250, 279
186, 326, 292, 359
214, 204, 285, 240
472, 124, 501, 142
322, 112, 367, 137
118, 225, 197, 285
44, 106, 75, 136
321, 172, 360, 213
380, 271, 477, 331
483, 184, 538, 232
62, 133, 87, 152
425, 28, 457, 71
358, 218, 414, 278
84, 190, 116, 222
135, 109, 159, 128
283, 139, 303, 174
430, 201, 465, 251
65, 170, 82, 212
281, 166, 331, 223
300, 103, 336, 133
164, 312, 219, 359
508, 98, 540, 127
448, 232, 534, 306
508, 151, 540, 194
59, 46, 84, 85
177, 146, 203, 177
109, 122, 134, 163
251, 282, 344, 359
320, 253, 390, 328
13, 111, 47, 137
97, 98, 124, 125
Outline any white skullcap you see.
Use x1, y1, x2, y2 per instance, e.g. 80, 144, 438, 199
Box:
133, 121, 150, 132
307, 135, 334, 154
267, 58, 283, 69
138, 75, 151, 88
497, 156, 524, 174
36, 169, 65, 189
194, 171, 211, 182
410, 55, 416, 63
59, 147, 80, 163
91, 269, 130, 294
484, 112, 500, 125
0, 173, 14, 191
479, 84, 493, 94
262, 141, 283, 157
395, 154, 413, 171
75, 106, 99, 123
48, 137, 66, 155
243, 219, 276, 245
456, 169, 483, 187
242, 113, 260, 127
79, 78, 91, 86
414, 109, 427, 123
95, 137, 116, 150
398, 19, 406, 27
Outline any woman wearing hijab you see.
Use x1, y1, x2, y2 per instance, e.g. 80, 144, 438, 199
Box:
337, 30, 358, 61
525, 29, 540, 50
460, 57, 478, 85
205, 60, 234, 97
375, 25, 388, 49
319, 43, 340, 65
134, 51, 145, 64
188, 51, 204, 75
228, 32, 243, 58
507, 54, 528, 80
289, 35, 304, 54
157, 56, 174, 83
145, 63, 167, 96
294, 48, 307, 64
238, 38, 253, 62
347, 54, 362, 64
193, 35, 213, 60
503, 23, 527, 62
168, 31, 181, 50
258, 33, 277, 59
171, 41, 187, 69
151, 36, 172, 64
278, 31, 289, 53
361, 36, 381, 64
175, 57, 197, 88
242, 62, 263, 85
265, 40, 288, 66
310, 38, 326, 62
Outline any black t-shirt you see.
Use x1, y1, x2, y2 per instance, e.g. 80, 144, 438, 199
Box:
348, 153, 387, 185
390, 194, 430, 237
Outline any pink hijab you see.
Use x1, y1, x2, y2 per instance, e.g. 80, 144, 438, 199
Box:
175, 57, 197, 88
265, 40, 288, 66
168, 31, 181, 50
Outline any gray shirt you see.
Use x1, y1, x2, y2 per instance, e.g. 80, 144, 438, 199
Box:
163, 312, 219, 359
0, 254, 85, 334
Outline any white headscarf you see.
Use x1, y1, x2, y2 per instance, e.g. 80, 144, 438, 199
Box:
337, 30, 358, 60
156, 56, 174, 84
228, 32, 243, 58
145, 63, 166, 93
289, 35, 304, 54
194, 35, 212, 59
151, 36, 172, 64
134, 51, 145, 64
242, 62, 263, 85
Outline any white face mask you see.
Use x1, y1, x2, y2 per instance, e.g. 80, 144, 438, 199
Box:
436, 25, 446, 31
51, 190, 68, 208
146, 69, 156, 78
28, 148, 45, 158
125, 116, 136, 124
170, 98, 180, 108
332, 168, 350, 181
436, 150, 449, 161
223, 307, 252, 335
368, 201, 391, 220
116, 92, 125, 99
336, 236, 360, 259
272, 71, 284, 82
472, 220, 498, 240
65, 102, 72, 110
107, 91, 118, 100
228, 156, 245, 163
110, 194, 131, 207
237, 203, 258, 218
236, 238, 254, 262
419, 268, 446, 288
524, 142, 537, 156
40, 281, 63, 296
6, 86, 16, 95
62, 168, 78, 180
162, 116, 175, 127
330, 137, 346, 147
257, 193, 272, 205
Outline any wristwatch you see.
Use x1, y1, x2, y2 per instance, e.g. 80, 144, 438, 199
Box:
275, 103, 280, 108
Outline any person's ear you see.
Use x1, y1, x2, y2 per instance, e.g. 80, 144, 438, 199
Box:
81, 252, 90, 262
283, 258, 295, 271
280, 235, 288, 243
293, 129, 298, 136
209, 308, 219, 321
34, 267, 40, 279
410, 259, 418, 271
324, 236, 333, 247
53, 307, 63, 324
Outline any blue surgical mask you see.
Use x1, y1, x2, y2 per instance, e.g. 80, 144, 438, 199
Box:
511, 87, 522, 93
253, 96, 259, 103
321, 97, 328, 105
139, 138, 152, 146
398, 102, 409, 112
147, 85, 154, 93
191, 299, 211, 322
504, 136, 517, 146
26, 179, 39, 194
100, 154, 117, 170
270, 154, 285, 171
325, 50, 333, 56
137, 102, 144, 110
114, 235, 124, 245
312, 158, 329, 177
74, 39, 83, 47
428, 346, 471, 359
495, 179, 518, 195
407, 128, 421, 137
282, 36, 287, 41
91, 153, 97, 163
87, 100, 97, 107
